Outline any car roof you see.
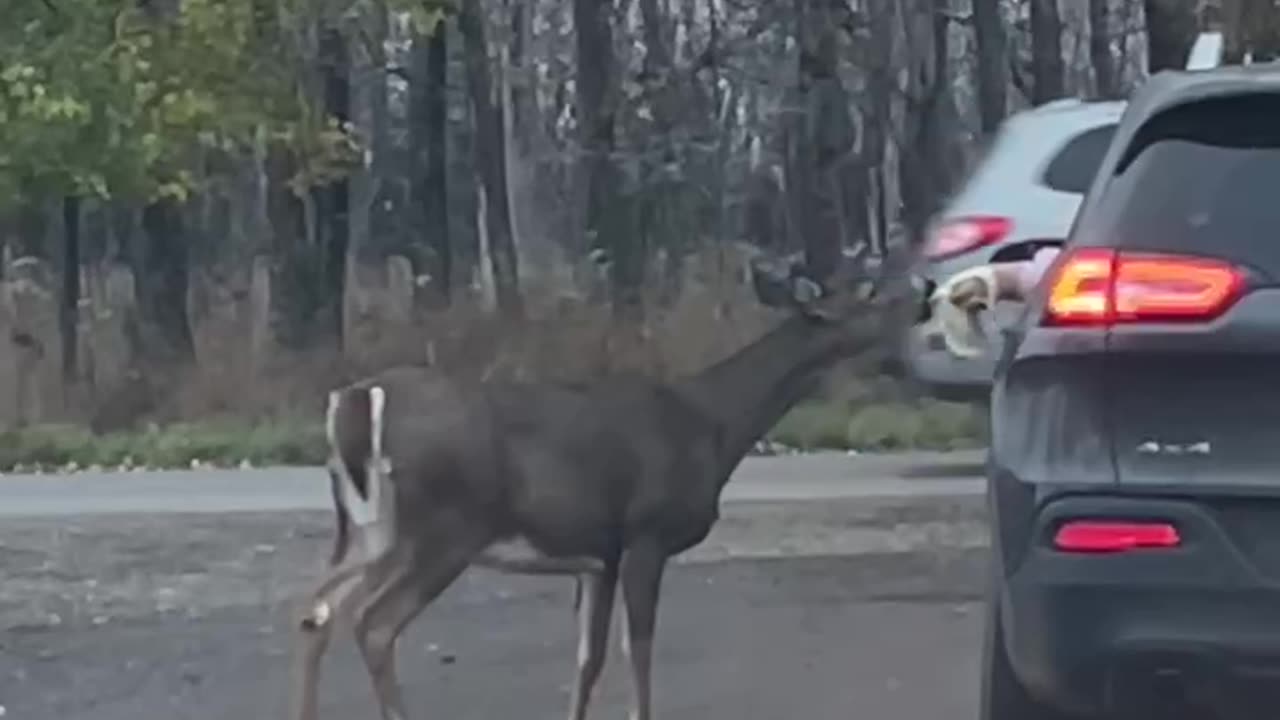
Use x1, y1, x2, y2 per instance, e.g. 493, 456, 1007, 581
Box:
993, 28, 1225, 147
998, 98, 1126, 156
1126, 62, 1280, 123
1012, 97, 1127, 122
941, 100, 1124, 216
1072, 62, 1280, 232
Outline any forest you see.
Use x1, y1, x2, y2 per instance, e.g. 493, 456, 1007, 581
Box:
0, 0, 1269, 462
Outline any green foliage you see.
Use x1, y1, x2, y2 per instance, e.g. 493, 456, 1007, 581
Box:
0, 395, 983, 472
768, 402, 854, 451
770, 398, 987, 452
843, 400, 987, 452
392, 0, 452, 36
0, 420, 325, 471
0, 0, 367, 210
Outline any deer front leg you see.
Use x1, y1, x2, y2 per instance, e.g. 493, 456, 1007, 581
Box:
620, 542, 668, 720
567, 561, 618, 720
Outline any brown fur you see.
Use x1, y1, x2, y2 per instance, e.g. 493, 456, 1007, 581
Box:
289, 251, 915, 720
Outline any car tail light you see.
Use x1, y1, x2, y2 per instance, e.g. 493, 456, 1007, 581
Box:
1043, 248, 1246, 326
1053, 520, 1181, 553
923, 215, 1012, 261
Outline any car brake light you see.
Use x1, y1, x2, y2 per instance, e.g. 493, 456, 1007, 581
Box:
1053, 520, 1181, 553
924, 215, 1012, 261
1043, 248, 1246, 326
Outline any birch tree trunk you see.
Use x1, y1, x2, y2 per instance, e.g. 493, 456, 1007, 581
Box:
459, 0, 523, 316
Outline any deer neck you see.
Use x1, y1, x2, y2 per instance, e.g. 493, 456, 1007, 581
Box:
679, 315, 846, 475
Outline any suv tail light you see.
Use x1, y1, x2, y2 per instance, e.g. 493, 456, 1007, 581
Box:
1043, 248, 1246, 326
923, 215, 1012, 261
1054, 520, 1181, 553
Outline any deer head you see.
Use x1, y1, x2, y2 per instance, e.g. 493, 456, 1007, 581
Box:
747, 245, 907, 340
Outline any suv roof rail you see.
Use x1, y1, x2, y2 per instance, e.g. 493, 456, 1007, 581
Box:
1186, 31, 1225, 70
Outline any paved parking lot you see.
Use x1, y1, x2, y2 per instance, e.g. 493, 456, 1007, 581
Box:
0, 457, 989, 720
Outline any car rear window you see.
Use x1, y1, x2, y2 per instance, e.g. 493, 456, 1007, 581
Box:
1091, 94, 1280, 276
1039, 124, 1117, 194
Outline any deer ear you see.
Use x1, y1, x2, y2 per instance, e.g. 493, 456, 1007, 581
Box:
790, 276, 824, 305
789, 275, 839, 322
748, 256, 795, 308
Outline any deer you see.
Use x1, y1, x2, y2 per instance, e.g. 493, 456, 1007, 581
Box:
290, 246, 914, 720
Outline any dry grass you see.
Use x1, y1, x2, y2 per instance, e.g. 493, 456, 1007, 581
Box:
95, 247, 779, 426
0, 246, 985, 467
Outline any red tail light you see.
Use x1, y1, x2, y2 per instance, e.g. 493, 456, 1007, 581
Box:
1044, 249, 1246, 326
1054, 520, 1181, 553
924, 215, 1012, 261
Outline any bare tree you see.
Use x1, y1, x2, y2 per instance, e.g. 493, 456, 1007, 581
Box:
1222, 0, 1280, 63
458, 2, 524, 316
1145, 0, 1199, 72
790, 0, 850, 279
315, 23, 352, 345
572, 0, 632, 315
289, 249, 912, 720
410, 21, 452, 306
1089, 0, 1120, 99
972, 0, 1008, 134
897, 0, 959, 243
1029, 0, 1066, 104
59, 196, 81, 385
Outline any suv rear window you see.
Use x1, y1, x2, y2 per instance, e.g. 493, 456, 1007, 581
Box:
1039, 124, 1117, 194
1092, 94, 1280, 275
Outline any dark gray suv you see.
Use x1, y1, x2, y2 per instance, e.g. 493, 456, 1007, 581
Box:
983, 65, 1280, 720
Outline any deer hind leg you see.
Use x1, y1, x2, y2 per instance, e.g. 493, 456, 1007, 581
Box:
567, 560, 618, 720
292, 524, 392, 720
620, 542, 668, 720
353, 536, 479, 720
326, 466, 351, 567
293, 384, 397, 720
291, 566, 368, 720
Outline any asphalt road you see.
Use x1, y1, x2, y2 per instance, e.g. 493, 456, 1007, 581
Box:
0, 453, 990, 720
0, 450, 985, 517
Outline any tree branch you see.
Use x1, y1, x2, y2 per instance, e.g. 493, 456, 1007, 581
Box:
1008, 52, 1031, 100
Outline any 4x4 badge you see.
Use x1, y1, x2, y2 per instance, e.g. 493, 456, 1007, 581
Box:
1136, 440, 1211, 456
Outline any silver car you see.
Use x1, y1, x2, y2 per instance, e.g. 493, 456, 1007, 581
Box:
903, 32, 1227, 403
903, 98, 1125, 401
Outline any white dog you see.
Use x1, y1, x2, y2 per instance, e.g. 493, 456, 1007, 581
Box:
929, 246, 1061, 357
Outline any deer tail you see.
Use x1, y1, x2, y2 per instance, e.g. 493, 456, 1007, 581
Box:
325, 385, 386, 562
326, 468, 351, 566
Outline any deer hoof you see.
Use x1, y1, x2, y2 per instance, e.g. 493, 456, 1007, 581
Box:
300, 600, 332, 631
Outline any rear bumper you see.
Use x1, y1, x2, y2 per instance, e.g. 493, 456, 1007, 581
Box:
1001, 494, 1280, 717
